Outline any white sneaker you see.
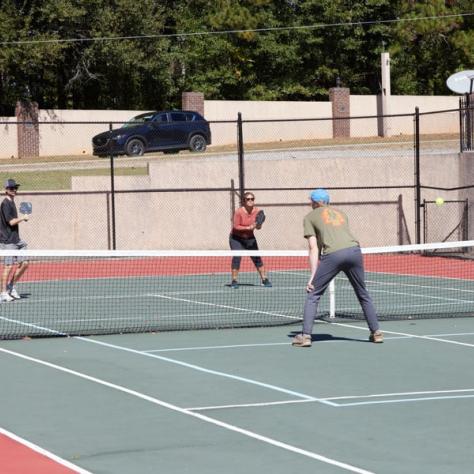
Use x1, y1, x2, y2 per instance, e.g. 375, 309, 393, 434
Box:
7, 284, 20, 299
0, 292, 14, 302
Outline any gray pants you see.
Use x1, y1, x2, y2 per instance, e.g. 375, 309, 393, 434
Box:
303, 246, 380, 334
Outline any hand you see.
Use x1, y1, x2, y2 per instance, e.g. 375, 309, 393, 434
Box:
248, 223, 256, 230
306, 280, 314, 293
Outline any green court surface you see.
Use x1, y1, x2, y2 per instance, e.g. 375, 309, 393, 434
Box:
1, 318, 474, 473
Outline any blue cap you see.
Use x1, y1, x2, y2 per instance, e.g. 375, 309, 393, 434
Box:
4, 179, 20, 188
310, 188, 330, 204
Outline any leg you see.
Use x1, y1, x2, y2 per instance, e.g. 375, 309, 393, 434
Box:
1, 264, 13, 293
301, 253, 341, 335
229, 235, 244, 288
1, 263, 15, 302
7, 244, 29, 299
10, 260, 28, 286
247, 239, 271, 286
342, 247, 380, 333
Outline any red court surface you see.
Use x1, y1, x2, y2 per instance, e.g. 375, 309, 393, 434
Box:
0, 431, 82, 474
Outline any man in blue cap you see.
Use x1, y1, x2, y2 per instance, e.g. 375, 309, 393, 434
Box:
292, 188, 383, 347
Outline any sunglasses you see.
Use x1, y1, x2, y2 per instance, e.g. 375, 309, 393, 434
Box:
6, 187, 18, 191
245, 197, 255, 201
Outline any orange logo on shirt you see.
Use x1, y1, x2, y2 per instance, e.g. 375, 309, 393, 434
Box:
322, 208, 345, 226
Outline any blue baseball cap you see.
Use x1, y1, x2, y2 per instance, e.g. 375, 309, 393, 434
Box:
310, 188, 330, 204
4, 179, 20, 189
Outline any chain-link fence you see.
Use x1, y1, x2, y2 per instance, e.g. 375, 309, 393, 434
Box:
0, 104, 472, 250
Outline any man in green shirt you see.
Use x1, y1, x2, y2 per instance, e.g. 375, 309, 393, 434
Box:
292, 188, 383, 347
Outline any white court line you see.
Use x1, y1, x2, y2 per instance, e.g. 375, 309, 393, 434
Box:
143, 331, 474, 354
187, 388, 474, 411
77, 337, 335, 406
144, 342, 290, 352
365, 278, 474, 294
0, 316, 65, 336
0, 347, 374, 474
337, 394, 474, 407
363, 287, 472, 304
331, 321, 474, 348
148, 293, 300, 322
187, 399, 315, 411
0, 426, 92, 474
424, 332, 474, 337
326, 388, 474, 401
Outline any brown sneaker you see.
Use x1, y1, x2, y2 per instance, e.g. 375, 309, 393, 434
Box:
292, 334, 312, 347
369, 330, 384, 343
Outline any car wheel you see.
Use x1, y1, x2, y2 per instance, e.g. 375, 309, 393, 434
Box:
189, 134, 207, 152
125, 139, 145, 156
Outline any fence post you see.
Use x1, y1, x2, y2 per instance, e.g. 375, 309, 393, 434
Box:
109, 122, 117, 250
415, 107, 421, 244
397, 194, 402, 245
467, 93, 472, 151
237, 112, 245, 203
230, 179, 236, 222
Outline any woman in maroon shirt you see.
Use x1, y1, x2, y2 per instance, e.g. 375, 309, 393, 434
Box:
229, 192, 272, 289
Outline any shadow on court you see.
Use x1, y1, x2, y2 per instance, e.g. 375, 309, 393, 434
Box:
287, 331, 367, 343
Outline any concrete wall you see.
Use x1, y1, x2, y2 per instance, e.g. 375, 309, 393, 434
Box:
18, 150, 463, 250
349, 95, 460, 137
205, 100, 333, 146
0, 116, 19, 158
38, 109, 148, 156
0, 95, 462, 158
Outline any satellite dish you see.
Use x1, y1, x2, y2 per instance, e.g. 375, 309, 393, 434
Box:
446, 70, 474, 94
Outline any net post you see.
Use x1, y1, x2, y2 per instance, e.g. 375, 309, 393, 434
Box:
329, 279, 336, 319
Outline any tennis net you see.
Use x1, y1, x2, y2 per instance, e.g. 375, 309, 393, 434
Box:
0, 241, 474, 339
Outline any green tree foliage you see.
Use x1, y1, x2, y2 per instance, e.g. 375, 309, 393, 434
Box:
0, 0, 472, 113
391, 0, 474, 94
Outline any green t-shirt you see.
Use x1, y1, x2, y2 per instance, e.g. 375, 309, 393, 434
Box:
303, 206, 359, 255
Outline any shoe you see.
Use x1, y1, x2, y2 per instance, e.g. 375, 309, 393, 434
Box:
0, 292, 14, 303
292, 333, 312, 347
262, 278, 272, 287
369, 330, 384, 343
230, 280, 239, 289
7, 284, 20, 299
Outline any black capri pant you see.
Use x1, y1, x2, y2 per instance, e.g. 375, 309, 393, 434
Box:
229, 234, 263, 270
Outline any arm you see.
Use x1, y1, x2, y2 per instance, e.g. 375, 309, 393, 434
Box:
9, 215, 29, 225
1, 201, 28, 225
306, 235, 318, 292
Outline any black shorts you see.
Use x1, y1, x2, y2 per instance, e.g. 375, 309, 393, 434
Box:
229, 234, 263, 269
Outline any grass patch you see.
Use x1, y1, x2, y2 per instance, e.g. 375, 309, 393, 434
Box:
0, 167, 148, 190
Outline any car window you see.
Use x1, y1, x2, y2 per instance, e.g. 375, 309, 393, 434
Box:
185, 113, 196, 121
152, 113, 168, 123
170, 112, 186, 122
122, 113, 155, 128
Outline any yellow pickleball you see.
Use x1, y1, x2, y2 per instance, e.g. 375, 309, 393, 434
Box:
435, 197, 444, 206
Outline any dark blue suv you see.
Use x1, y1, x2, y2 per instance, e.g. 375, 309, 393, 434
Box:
92, 110, 211, 157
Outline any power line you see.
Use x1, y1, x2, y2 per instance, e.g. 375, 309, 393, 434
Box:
1, 12, 473, 46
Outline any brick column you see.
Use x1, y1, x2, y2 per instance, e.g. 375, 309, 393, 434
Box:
329, 87, 350, 138
182, 92, 204, 116
15, 100, 39, 158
